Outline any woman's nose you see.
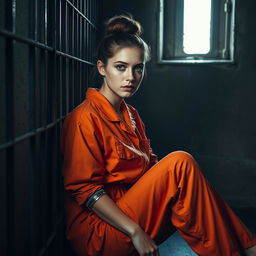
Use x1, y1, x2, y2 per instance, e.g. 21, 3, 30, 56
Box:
126, 68, 135, 81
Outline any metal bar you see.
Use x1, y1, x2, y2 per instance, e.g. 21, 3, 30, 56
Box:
41, 49, 46, 127
5, 18, 15, 143
34, 0, 40, 127
88, 0, 91, 62
35, 49, 40, 128
86, 21, 89, 63
65, 64, 69, 116
79, 10, 82, 59
66, 0, 98, 30
82, 18, 84, 60
45, 128, 52, 244
0, 117, 65, 151
5, 0, 16, 255
39, 0, 45, 42
56, 55, 61, 118
71, 4, 75, 107
92, 0, 95, 23
44, 1, 49, 126
158, 0, 164, 64
51, 126, 58, 226
28, 1, 36, 255
59, 56, 63, 120
29, 10, 36, 131
88, 0, 91, 23
95, 0, 97, 24
71, 1, 74, 56
68, 1, 73, 109
56, 125, 63, 254
37, 215, 64, 256
64, 1, 67, 53
0, 29, 94, 65
63, 58, 67, 116
69, 60, 74, 110
85, 0, 88, 17
77, 0, 81, 102
158, 58, 235, 64
0, 149, 7, 256
45, 0, 47, 45
222, 0, 231, 59
35, 0, 38, 41
53, 0, 57, 119
77, 5, 79, 57
74, 9, 78, 103
0, 29, 53, 50
6, 147, 14, 256
46, 52, 53, 124
29, 137, 36, 256
34, 3, 41, 249
89, 22, 91, 62
39, 129, 47, 246
57, 0, 61, 51
54, 0, 60, 118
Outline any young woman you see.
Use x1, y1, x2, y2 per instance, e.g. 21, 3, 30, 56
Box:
60, 15, 256, 256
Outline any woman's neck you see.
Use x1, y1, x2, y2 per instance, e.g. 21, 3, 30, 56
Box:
99, 85, 123, 117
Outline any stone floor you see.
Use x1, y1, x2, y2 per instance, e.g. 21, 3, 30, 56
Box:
159, 207, 256, 256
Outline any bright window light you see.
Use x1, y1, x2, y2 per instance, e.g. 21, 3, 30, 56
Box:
183, 0, 212, 54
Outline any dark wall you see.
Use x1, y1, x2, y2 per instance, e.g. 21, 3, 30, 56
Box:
102, 0, 256, 207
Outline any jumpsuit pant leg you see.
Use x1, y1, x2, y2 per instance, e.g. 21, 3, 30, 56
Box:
103, 151, 256, 256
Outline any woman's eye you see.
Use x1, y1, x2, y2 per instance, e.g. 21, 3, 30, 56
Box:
115, 65, 126, 71
135, 66, 144, 73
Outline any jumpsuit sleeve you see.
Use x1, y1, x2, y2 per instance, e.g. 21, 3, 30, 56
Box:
61, 114, 105, 206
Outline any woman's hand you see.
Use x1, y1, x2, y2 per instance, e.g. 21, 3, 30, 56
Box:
91, 195, 160, 255
131, 226, 160, 256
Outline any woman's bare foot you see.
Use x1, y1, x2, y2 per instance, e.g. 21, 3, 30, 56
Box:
245, 245, 256, 256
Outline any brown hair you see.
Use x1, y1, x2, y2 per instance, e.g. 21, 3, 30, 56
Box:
97, 15, 151, 64
105, 15, 143, 36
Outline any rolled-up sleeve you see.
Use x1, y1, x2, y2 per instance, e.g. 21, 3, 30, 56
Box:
61, 113, 105, 206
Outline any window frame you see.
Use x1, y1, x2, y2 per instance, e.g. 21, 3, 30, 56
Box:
157, 0, 236, 64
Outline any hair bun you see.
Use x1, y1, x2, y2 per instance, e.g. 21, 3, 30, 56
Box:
105, 15, 142, 36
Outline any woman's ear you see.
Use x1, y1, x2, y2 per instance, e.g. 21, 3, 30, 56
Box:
97, 60, 106, 76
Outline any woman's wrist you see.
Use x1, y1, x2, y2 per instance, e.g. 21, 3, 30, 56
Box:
90, 194, 143, 238
127, 223, 142, 238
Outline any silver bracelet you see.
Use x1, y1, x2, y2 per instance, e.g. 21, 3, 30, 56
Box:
85, 189, 106, 209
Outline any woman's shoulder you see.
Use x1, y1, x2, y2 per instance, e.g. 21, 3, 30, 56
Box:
63, 99, 101, 127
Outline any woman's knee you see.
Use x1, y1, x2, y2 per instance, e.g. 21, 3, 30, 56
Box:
164, 151, 199, 175
151, 151, 199, 177
167, 150, 194, 162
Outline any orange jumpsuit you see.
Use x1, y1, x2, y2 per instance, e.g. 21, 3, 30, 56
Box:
61, 88, 256, 256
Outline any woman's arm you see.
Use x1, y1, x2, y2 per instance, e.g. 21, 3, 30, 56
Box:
91, 194, 160, 256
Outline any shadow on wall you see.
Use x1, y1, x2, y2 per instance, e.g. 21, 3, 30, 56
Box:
101, 0, 256, 208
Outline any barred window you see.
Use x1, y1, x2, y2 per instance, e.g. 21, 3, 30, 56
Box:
158, 0, 236, 64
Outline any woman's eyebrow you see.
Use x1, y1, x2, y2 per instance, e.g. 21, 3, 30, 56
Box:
114, 61, 128, 64
113, 61, 144, 66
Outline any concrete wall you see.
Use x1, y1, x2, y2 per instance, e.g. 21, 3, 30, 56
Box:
101, 0, 256, 208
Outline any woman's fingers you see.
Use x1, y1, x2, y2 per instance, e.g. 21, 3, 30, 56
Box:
154, 245, 160, 256
144, 245, 159, 256
130, 227, 160, 256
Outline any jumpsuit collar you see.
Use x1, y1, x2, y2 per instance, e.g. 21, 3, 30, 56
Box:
85, 88, 136, 132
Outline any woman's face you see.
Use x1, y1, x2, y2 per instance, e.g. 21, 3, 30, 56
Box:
97, 46, 145, 104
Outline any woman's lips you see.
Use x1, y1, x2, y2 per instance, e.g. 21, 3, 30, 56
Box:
121, 85, 135, 91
